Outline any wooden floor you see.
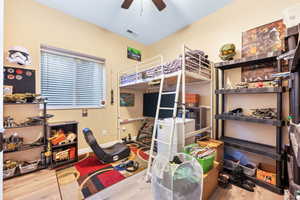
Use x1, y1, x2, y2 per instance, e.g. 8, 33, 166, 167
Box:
3, 169, 284, 200
3, 170, 61, 200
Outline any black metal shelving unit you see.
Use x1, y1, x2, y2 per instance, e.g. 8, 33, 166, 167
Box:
215, 53, 285, 194
3, 100, 48, 180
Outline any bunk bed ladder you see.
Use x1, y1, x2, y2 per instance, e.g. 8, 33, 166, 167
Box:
146, 72, 182, 181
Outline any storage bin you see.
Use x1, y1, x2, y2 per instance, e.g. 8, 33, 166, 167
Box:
240, 162, 257, 177
256, 163, 276, 185
19, 160, 39, 174
224, 159, 239, 170
4, 167, 16, 179
283, 4, 300, 28
197, 153, 215, 173
184, 143, 215, 173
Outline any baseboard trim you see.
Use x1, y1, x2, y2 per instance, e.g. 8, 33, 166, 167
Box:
78, 136, 137, 155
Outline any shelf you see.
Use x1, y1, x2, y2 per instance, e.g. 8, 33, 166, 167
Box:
4, 102, 44, 105
4, 144, 45, 154
215, 114, 283, 127
215, 87, 284, 94
119, 117, 149, 124
52, 142, 77, 150
5, 124, 43, 130
220, 136, 281, 160
4, 165, 46, 180
52, 159, 77, 169
48, 121, 78, 127
223, 166, 283, 194
215, 51, 281, 70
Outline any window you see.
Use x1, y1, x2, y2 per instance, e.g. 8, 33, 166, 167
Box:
41, 45, 105, 109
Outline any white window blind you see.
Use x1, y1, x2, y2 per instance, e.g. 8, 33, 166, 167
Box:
41, 46, 105, 109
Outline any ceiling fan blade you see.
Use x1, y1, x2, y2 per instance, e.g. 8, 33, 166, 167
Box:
121, 0, 134, 9
152, 0, 166, 11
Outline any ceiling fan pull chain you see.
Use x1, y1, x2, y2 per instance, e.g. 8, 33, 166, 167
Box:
140, 0, 144, 16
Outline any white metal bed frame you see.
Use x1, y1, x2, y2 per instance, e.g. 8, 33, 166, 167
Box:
117, 44, 214, 145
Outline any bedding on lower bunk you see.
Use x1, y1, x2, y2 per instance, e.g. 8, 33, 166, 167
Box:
120, 50, 211, 86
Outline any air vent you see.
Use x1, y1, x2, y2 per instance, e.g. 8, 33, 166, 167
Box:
126, 29, 138, 37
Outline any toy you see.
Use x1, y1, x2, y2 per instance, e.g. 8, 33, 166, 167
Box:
227, 108, 243, 116
255, 82, 264, 88
54, 149, 70, 162
49, 129, 66, 146
58, 132, 77, 145
235, 82, 249, 89
219, 43, 236, 61
4, 133, 24, 152
4, 116, 18, 128
4, 93, 41, 103
251, 108, 277, 119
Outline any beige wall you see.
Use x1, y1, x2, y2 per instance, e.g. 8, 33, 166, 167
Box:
4, 0, 148, 149
4, 0, 298, 150
147, 0, 298, 146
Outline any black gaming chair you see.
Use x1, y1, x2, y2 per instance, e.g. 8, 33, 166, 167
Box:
83, 128, 130, 163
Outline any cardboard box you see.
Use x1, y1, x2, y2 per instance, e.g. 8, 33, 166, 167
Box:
198, 139, 224, 163
186, 94, 200, 107
203, 161, 220, 200
256, 163, 276, 185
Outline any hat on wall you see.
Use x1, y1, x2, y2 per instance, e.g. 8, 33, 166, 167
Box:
7, 46, 32, 66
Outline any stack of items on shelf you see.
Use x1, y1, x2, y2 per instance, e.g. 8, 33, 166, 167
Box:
184, 143, 215, 173
224, 148, 278, 189
4, 93, 43, 104
225, 78, 281, 90
3, 95, 48, 179
224, 108, 277, 120
49, 129, 77, 147
50, 129, 77, 163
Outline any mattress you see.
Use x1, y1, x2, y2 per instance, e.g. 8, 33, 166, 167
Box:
120, 50, 211, 86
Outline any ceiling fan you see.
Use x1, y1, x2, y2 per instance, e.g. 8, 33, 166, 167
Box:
121, 0, 166, 11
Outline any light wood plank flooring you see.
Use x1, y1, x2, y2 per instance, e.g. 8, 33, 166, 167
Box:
3, 169, 284, 200
3, 170, 61, 200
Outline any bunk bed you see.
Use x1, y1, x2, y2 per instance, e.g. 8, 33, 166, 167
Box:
117, 45, 214, 144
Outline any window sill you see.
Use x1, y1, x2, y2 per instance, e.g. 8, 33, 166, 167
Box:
44, 105, 106, 110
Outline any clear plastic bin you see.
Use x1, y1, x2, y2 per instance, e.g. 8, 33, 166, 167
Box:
19, 161, 39, 174
4, 167, 16, 179
283, 4, 300, 28
240, 162, 257, 177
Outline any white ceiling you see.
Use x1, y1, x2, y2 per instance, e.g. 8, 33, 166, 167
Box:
34, 0, 232, 45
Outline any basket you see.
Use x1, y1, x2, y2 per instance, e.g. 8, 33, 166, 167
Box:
19, 160, 39, 174
4, 167, 17, 179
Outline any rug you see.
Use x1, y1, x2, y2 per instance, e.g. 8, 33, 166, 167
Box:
56, 142, 149, 199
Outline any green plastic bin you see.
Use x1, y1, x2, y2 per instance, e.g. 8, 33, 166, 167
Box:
183, 144, 215, 173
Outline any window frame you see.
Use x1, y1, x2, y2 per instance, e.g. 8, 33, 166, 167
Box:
40, 45, 106, 110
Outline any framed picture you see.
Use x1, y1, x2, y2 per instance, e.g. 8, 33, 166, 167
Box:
241, 20, 286, 82
242, 19, 286, 58
127, 47, 141, 61
120, 93, 135, 107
